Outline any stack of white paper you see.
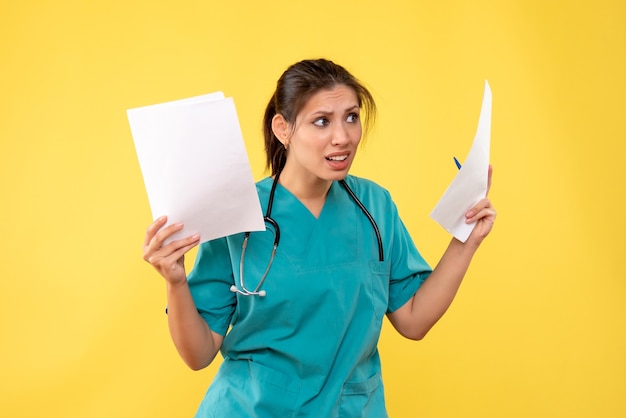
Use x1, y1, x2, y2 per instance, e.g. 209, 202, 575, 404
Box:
127, 92, 265, 245
430, 81, 492, 243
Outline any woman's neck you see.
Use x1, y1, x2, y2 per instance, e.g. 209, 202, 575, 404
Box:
277, 168, 332, 218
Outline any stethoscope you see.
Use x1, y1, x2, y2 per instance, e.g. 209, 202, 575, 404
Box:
230, 172, 383, 297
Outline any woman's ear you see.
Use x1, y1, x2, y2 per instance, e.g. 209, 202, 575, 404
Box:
271, 114, 290, 149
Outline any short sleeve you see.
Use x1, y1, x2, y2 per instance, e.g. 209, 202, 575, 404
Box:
187, 237, 237, 336
386, 202, 432, 313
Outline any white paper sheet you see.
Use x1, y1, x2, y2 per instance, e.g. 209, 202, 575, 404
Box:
430, 81, 492, 243
128, 92, 265, 244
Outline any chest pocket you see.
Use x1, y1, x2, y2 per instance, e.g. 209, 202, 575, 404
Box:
369, 260, 391, 321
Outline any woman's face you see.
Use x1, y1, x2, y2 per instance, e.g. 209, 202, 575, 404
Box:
282, 84, 362, 185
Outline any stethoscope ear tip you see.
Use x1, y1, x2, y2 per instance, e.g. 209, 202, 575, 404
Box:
258, 290, 267, 297
230, 285, 238, 293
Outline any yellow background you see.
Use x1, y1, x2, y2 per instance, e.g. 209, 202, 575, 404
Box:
1, 0, 624, 416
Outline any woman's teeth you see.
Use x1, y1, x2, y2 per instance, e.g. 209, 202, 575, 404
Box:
326, 155, 348, 161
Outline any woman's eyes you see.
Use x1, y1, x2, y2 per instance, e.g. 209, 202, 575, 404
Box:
312, 113, 359, 127
313, 117, 330, 127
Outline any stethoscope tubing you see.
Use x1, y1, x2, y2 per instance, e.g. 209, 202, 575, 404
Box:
231, 173, 383, 297
339, 179, 384, 262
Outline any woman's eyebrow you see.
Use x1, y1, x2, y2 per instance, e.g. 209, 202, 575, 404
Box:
310, 105, 360, 116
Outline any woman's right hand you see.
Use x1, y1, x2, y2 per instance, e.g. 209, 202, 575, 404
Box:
142, 216, 201, 286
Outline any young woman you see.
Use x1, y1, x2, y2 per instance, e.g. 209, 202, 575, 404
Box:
143, 59, 496, 417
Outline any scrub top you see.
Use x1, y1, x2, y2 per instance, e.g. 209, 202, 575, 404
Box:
187, 175, 432, 417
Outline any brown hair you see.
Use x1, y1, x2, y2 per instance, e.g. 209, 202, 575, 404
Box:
263, 59, 376, 175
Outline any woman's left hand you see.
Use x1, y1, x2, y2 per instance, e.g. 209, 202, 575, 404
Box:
464, 165, 497, 246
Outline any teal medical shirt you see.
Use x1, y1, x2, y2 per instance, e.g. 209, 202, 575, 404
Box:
188, 175, 432, 417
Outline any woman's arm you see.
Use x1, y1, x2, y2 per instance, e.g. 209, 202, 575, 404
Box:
387, 167, 496, 340
143, 217, 223, 370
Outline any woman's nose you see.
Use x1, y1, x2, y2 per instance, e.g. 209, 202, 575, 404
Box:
331, 124, 350, 146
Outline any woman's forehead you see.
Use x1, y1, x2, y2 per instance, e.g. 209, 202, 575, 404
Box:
300, 85, 359, 113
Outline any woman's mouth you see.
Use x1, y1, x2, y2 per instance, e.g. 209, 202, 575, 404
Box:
326, 155, 348, 162
325, 153, 351, 170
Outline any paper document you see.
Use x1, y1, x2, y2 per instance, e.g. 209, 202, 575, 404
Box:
128, 92, 265, 244
430, 81, 492, 243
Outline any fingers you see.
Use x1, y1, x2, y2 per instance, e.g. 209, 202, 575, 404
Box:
141, 216, 200, 285
465, 165, 494, 223
143, 216, 168, 248
142, 217, 199, 262
165, 238, 200, 267
152, 222, 185, 250
464, 168, 495, 245
465, 198, 496, 224
144, 231, 200, 262
143, 230, 200, 285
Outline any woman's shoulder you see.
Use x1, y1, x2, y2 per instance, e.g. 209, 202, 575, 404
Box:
256, 176, 274, 187
341, 175, 392, 201
255, 176, 274, 196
